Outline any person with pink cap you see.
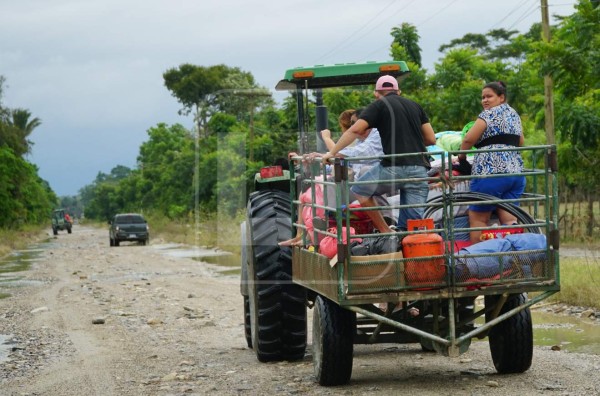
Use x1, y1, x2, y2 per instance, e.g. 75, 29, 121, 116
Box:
321, 75, 436, 249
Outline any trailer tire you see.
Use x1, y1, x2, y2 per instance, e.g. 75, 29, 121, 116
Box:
247, 190, 307, 362
313, 295, 355, 386
485, 293, 533, 374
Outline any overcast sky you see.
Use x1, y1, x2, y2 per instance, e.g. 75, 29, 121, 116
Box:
0, 0, 576, 196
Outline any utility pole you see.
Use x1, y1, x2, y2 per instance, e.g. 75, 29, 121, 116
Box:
541, 0, 556, 145
236, 89, 270, 162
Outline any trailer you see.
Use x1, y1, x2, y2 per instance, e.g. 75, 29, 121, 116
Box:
240, 61, 560, 386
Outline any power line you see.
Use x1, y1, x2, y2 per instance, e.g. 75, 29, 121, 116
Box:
413, 0, 461, 27
365, 0, 420, 33
490, 0, 538, 30
360, 0, 460, 62
314, 0, 419, 65
507, 1, 540, 30
313, 0, 397, 64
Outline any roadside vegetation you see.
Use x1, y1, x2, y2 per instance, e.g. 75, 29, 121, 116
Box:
550, 255, 600, 308
0, 226, 49, 258
144, 211, 244, 256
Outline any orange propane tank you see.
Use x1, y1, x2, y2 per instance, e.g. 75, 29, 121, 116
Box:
402, 219, 446, 285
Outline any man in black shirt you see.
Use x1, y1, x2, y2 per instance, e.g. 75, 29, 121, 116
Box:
321, 75, 436, 239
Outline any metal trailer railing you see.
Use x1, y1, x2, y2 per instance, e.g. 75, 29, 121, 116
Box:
289, 145, 559, 356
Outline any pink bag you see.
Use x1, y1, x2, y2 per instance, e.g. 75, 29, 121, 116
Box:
319, 227, 362, 259
299, 179, 326, 243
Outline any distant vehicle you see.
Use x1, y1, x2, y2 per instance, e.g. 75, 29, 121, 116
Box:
108, 213, 149, 246
51, 209, 72, 235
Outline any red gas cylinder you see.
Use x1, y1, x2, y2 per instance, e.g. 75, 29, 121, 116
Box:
402, 219, 446, 285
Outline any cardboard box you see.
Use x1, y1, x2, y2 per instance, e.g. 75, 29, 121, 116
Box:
346, 252, 404, 293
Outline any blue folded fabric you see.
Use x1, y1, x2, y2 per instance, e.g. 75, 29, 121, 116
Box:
504, 233, 547, 250
455, 233, 547, 279
505, 233, 547, 277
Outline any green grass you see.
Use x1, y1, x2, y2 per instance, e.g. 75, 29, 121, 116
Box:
147, 211, 244, 256
0, 226, 49, 258
547, 255, 600, 309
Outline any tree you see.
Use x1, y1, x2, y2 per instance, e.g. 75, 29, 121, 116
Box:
439, 33, 489, 54
425, 48, 510, 130
0, 108, 42, 157
390, 42, 428, 95
9, 108, 42, 155
390, 23, 422, 67
0, 122, 27, 157
163, 64, 271, 139
439, 29, 520, 62
0, 76, 54, 229
136, 123, 195, 215
519, 0, 600, 237
0, 146, 56, 227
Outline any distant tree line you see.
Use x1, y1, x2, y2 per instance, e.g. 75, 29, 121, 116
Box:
65, 1, 600, 238
0, 77, 57, 228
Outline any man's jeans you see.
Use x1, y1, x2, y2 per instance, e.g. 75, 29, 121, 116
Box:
351, 164, 429, 230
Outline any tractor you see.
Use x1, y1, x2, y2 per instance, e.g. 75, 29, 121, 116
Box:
240, 61, 560, 386
51, 208, 73, 235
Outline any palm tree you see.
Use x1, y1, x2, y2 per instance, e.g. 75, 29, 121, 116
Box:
390, 23, 422, 68
9, 108, 42, 155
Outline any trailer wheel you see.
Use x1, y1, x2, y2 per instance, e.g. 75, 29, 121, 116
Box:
485, 293, 533, 373
313, 295, 355, 386
52, 227, 58, 236
247, 190, 307, 362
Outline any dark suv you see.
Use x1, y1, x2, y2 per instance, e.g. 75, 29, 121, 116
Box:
109, 213, 149, 246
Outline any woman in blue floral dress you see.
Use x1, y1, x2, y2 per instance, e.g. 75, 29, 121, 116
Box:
459, 81, 525, 244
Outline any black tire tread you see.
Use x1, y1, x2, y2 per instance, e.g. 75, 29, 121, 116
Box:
248, 190, 306, 362
314, 296, 355, 386
486, 293, 533, 374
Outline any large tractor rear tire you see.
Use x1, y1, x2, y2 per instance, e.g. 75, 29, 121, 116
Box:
313, 295, 355, 386
485, 293, 533, 373
247, 190, 307, 362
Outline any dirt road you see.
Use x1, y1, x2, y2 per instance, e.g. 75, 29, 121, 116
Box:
1, 226, 599, 395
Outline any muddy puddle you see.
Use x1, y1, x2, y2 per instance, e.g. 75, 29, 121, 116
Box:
152, 243, 240, 276
0, 242, 49, 299
0, 334, 13, 362
532, 310, 600, 354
